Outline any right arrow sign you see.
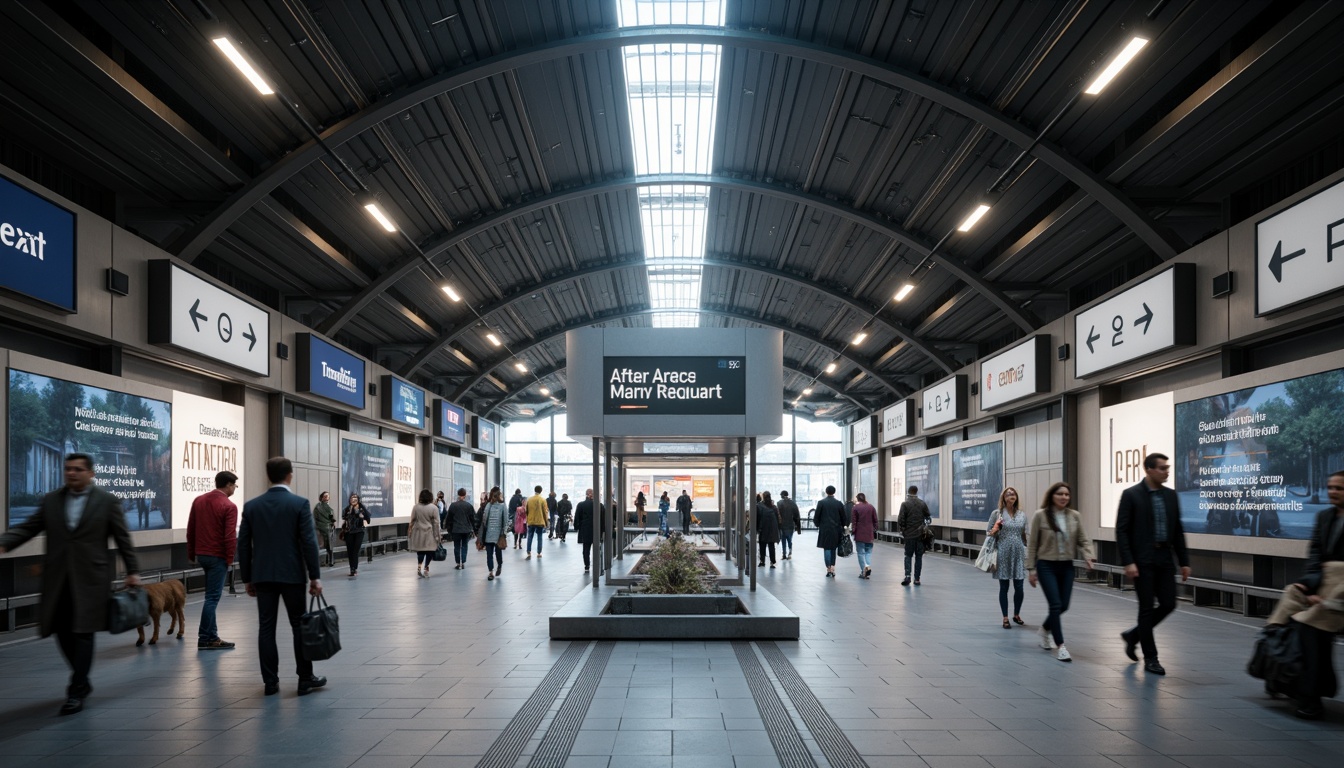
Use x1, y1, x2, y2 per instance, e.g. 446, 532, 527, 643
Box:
1257, 177, 1344, 313
1074, 264, 1196, 378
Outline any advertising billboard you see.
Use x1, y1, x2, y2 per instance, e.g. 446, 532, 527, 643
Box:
603, 356, 747, 415
950, 442, 1003, 522
381, 375, 425, 429
435, 399, 466, 443
296, 333, 365, 409
900, 454, 941, 521
1099, 392, 1174, 528
171, 391, 245, 530
979, 335, 1050, 410
474, 416, 497, 454
0, 175, 76, 312
341, 439, 394, 518
8, 369, 171, 529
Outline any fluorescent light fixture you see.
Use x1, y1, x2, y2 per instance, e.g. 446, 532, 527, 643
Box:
212, 37, 275, 95
486, 333, 502, 347
363, 203, 397, 232
514, 362, 528, 372
851, 331, 868, 345
894, 283, 915, 302
825, 362, 838, 374
957, 204, 992, 232
539, 387, 550, 396
802, 387, 813, 395
1085, 36, 1149, 95
442, 285, 461, 302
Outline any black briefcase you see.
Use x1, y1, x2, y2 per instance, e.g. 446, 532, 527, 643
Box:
300, 594, 341, 661
107, 587, 149, 634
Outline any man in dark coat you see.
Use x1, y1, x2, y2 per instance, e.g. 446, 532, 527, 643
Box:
509, 489, 525, 520
546, 491, 559, 538
446, 488, 478, 569
776, 491, 802, 560
238, 456, 325, 697
897, 486, 931, 586
814, 485, 849, 578
1116, 452, 1191, 676
0, 453, 140, 715
574, 489, 605, 573
556, 493, 573, 541
756, 493, 781, 568
676, 490, 694, 535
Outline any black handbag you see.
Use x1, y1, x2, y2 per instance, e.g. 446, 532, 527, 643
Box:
432, 543, 448, 562
837, 533, 855, 558
300, 594, 341, 661
1247, 622, 1302, 695
107, 587, 148, 634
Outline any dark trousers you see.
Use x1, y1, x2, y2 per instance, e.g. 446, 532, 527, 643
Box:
1127, 559, 1177, 660
197, 555, 228, 641
485, 543, 501, 573
780, 529, 793, 556
681, 511, 691, 534
583, 541, 596, 570
903, 538, 924, 579
758, 540, 776, 565
345, 530, 365, 573
52, 584, 94, 696
417, 551, 434, 566
318, 531, 334, 565
453, 533, 472, 563
1036, 560, 1075, 646
998, 578, 1025, 617
253, 582, 313, 685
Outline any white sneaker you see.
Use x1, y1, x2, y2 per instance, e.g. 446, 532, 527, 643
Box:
1038, 627, 1057, 650
1056, 645, 1072, 662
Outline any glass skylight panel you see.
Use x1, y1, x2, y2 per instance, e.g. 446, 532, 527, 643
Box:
617, 0, 726, 27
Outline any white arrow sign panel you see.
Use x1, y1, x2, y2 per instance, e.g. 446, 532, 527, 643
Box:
1256, 177, 1344, 315
1074, 264, 1195, 378
149, 260, 271, 376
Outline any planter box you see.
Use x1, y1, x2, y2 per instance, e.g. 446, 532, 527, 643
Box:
608, 594, 738, 615
551, 585, 799, 640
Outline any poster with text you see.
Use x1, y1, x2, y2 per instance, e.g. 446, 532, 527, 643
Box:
1099, 393, 1174, 528
902, 454, 941, 521
951, 442, 1003, 522
8, 369, 171, 529
172, 391, 245, 530
453, 461, 475, 504
692, 477, 716, 500
394, 443, 416, 516
858, 465, 877, 507
1173, 368, 1344, 540
341, 439, 393, 518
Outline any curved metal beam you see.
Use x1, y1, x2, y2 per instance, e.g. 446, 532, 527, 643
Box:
173, 27, 1178, 278
450, 308, 909, 402
398, 247, 958, 378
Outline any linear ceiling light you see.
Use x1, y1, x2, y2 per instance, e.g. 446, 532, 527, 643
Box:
441, 285, 461, 302
802, 387, 813, 395
485, 333, 502, 347
957, 204, 992, 232
514, 362, 528, 372
851, 331, 868, 345
363, 202, 397, 232
212, 38, 274, 95
539, 387, 550, 396
825, 362, 838, 374
1084, 37, 1149, 95
894, 283, 915, 302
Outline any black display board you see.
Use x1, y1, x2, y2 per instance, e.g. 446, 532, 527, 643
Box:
951, 442, 1004, 521
603, 356, 747, 415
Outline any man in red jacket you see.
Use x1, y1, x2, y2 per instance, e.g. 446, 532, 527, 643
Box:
187, 471, 239, 650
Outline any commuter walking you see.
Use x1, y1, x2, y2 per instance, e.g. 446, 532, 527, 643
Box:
756, 491, 781, 569
556, 493, 573, 541
513, 502, 527, 549
814, 485, 849, 578
525, 485, 548, 559
446, 488, 477, 569
479, 487, 509, 580
851, 492, 878, 579
1116, 453, 1191, 676
898, 486, 931, 586
435, 491, 448, 528
988, 487, 1028, 628
677, 490, 694, 535
409, 490, 442, 578
342, 494, 371, 577
777, 491, 801, 560
635, 491, 647, 527
0, 452, 140, 716
237, 457, 325, 697
313, 491, 336, 567
575, 489, 605, 573
187, 470, 239, 650
1027, 482, 1095, 663
546, 491, 558, 538
658, 492, 671, 536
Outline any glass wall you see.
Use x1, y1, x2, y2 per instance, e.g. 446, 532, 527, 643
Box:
502, 414, 604, 502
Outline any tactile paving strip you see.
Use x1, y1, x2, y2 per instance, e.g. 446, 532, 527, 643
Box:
758, 640, 870, 768
474, 640, 589, 768
527, 640, 615, 768
733, 641, 818, 768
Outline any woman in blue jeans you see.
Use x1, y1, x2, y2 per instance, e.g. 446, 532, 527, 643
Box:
1026, 482, 1095, 663
478, 487, 509, 580
850, 493, 878, 579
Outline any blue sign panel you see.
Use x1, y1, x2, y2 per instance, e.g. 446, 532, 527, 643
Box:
0, 175, 77, 311
381, 375, 425, 429
435, 400, 466, 443
295, 333, 365, 409
474, 416, 497, 454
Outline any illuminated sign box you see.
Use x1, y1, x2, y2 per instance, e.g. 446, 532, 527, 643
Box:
603, 356, 747, 415
381, 375, 425, 429
295, 333, 365, 410
434, 399, 466, 443
0, 175, 76, 312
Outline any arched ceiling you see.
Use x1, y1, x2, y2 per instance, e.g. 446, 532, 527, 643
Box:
3, 0, 1342, 424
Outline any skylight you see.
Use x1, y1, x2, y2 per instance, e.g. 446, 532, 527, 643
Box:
618, 0, 725, 328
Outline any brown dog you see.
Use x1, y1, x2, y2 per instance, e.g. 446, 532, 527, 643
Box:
136, 579, 186, 646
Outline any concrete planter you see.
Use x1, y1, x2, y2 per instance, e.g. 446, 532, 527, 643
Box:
551, 585, 798, 640
608, 594, 738, 615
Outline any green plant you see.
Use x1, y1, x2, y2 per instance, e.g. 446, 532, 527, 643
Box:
640, 534, 713, 594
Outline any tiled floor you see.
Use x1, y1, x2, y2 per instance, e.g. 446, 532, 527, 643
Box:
0, 533, 1340, 767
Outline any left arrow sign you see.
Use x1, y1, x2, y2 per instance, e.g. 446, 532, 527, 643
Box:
189, 298, 208, 332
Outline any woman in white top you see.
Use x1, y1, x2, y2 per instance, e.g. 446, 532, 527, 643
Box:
1026, 482, 1095, 662
987, 487, 1028, 629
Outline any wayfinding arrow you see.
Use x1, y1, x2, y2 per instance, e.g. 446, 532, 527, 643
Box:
242, 323, 257, 351
1086, 325, 1100, 354
1268, 240, 1306, 282
1133, 303, 1153, 334
189, 299, 208, 332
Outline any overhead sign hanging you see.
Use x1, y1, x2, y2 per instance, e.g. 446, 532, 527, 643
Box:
922, 374, 968, 429
979, 335, 1051, 410
850, 416, 874, 453
881, 399, 914, 443
1256, 178, 1344, 315
603, 356, 747, 415
1074, 264, 1195, 378
148, 260, 271, 376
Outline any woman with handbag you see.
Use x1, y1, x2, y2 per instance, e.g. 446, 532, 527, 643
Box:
342, 494, 372, 578
479, 487, 510, 580
1026, 482, 1095, 662
988, 487, 1028, 628
851, 493, 878, 579
409, 490, 442, 578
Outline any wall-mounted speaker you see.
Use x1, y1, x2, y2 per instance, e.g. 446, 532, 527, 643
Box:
368, 383, 378, 396
276, 342, 290, 360
1057, 343, 1070, 361
105, 269, 129, 296
969, 381, 979, 396
1212, 271, 1235, 298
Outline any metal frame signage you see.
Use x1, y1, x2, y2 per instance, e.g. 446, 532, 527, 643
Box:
434, 399, 465, 444
295, 333, 365, 409
603, 355, 747, 415
0, 174, 76, 312
380, 375, 425, 429
849, 415, 874, 453
979, 335, 1051, 410
922, 374, 968, 429
1256, 177, 1344, 315
881, 399, 914, 443
1074, 264, 1195, 378
148, 260, 271, 376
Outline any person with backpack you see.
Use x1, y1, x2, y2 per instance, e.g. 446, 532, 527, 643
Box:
897, 486, 931, 586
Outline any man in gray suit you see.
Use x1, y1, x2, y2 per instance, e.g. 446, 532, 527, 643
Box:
238, 456, 325, 696
0, 453, 140, 715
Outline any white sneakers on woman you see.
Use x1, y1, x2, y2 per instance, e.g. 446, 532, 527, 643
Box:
1037, 627, 1057, 650
1056, 646, 1072, 662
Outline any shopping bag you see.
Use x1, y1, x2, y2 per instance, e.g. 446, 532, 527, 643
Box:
106, 587, 149, 634
432, 544, 448, 562
975, 536, 998, 573
300, 594, 341, 661
837, 534, 854, 558
1247, 622, 1301, 694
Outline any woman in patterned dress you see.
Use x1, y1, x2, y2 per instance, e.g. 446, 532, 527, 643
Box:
988, 487, 1028, 628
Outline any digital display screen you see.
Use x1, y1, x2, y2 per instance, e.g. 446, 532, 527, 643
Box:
604, 356, 747, 415
474, 416, 497, 454
951, 442, 1003, 522
381, 375, 425, 429
435, 400, 466, 443
0, 175, 76, 312
295, 333, 365, 409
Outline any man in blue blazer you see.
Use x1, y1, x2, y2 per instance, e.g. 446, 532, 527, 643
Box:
238, 456, 325, 696
1116, 452, 1191, 676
